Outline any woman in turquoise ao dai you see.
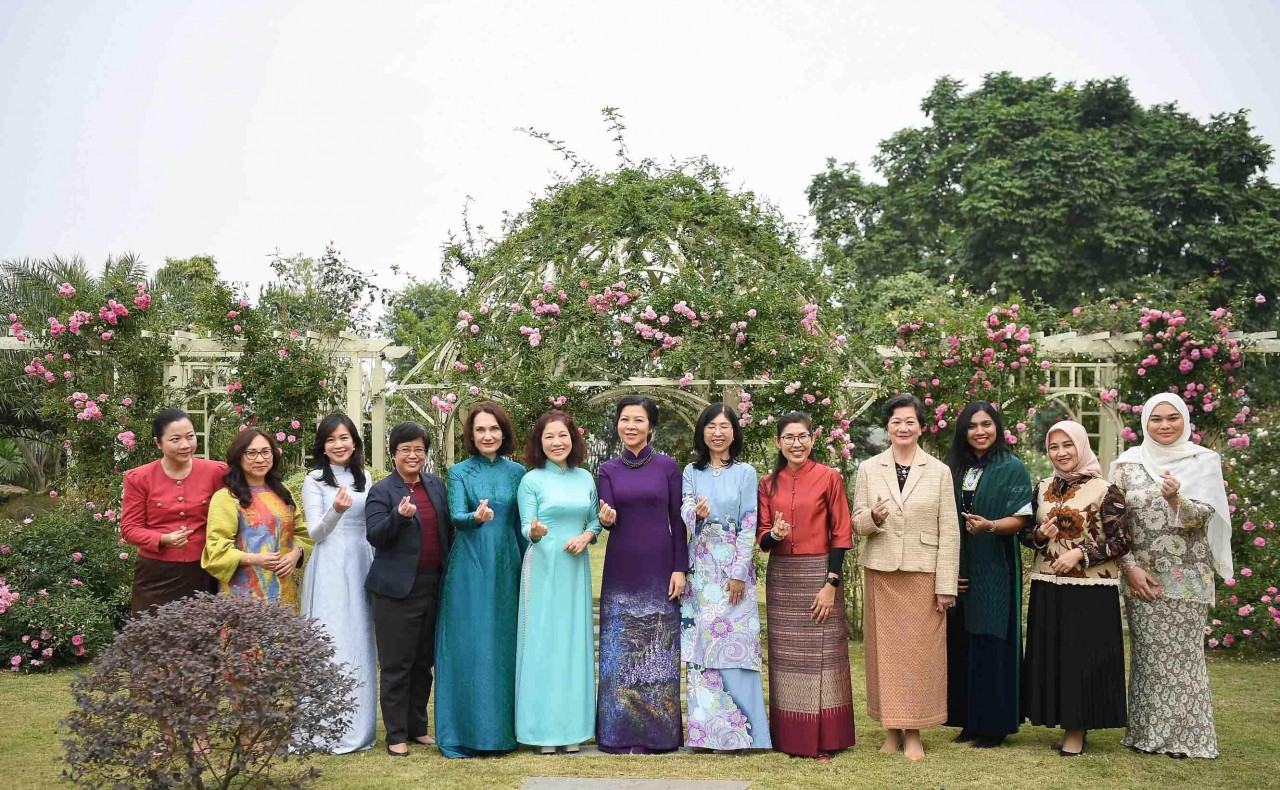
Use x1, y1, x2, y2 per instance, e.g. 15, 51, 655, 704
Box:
514, 411, 603, 754
680, 404, 772, 751
435, 402, 528, 758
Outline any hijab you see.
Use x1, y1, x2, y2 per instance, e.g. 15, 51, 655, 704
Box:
1046, 420, 1103, 481
1113, 393, 1234, 579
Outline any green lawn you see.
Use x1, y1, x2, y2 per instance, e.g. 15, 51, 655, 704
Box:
4, 533, 1279, 789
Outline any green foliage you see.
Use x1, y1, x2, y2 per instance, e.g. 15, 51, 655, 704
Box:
198, 283, 340, 474
259, 245, 383, 335
0, 500, 131, 671
377, 279, 465, 376
436, 147, 862, 468
1, 254, 172, 500
810, 73, 1280, 314
64, 594, 356, 789
150, 255, 225, 333
1214, 411, 1280, 654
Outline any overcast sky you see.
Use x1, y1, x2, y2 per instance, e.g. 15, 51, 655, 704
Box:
2, 0, 1277, 299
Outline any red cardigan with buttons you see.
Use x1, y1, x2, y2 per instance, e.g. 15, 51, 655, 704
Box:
121, 458, 228, 562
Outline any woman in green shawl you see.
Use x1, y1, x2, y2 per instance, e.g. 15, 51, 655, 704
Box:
942, 402, 1033, 748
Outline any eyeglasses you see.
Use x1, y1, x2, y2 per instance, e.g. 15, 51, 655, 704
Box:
243, 449, 273, 460
396, 447, 427, 457
779, 433, 812, 445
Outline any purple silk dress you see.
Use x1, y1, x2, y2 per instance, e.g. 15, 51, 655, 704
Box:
595, 445, 689, 753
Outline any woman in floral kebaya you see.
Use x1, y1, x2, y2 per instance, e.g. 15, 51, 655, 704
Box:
679, 404, 771, 751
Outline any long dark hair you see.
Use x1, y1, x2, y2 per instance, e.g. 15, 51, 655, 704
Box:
943, 400, 1010, 487
311, 412, 368, 492
692, 403, 743, 471
768, 411, 813, 496
224, 428, 295, 510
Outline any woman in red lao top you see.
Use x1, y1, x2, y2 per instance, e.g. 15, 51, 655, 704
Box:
757, 411, 856, 761
120, 408, 227, 614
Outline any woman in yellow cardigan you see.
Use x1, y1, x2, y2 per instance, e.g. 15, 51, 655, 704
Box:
202, 429, 312, 606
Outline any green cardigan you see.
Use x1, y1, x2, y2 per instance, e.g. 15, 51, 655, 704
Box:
953, 451, 1032, 638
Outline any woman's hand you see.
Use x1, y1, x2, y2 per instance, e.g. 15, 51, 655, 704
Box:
668, 572, 687, 600
397, 495, 417, 519
564, 531, 594, 555
811, 583, 837, 624
1050, 547, 1085, 574
159, 527, 192, 549
870, 494, 889, 527
771, 512, 792, 540
1125, 565, 1163, 602
333, 485, 352, 514
474, 498, 494, 524
694, 496, 710, 520
725, 579, 746, 605
963, 512, 994, 534
598, 501, 617, 527
1159, 470, 1182, 506
1036, 520, 1059, 541
935, 594, 956, 613
528, 517, 548, 542
248, 550, 280, 569
274, 548, 303, 578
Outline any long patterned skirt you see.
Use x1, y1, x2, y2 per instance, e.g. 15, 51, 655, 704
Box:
864, 569, 948, 729
1123, 597, 1218, 758
596, 587, 682, 753
765, 554, 855, 756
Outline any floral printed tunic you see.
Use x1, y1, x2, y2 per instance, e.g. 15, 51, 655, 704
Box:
680, 462, 763, 671
1112, 463, 1216, 606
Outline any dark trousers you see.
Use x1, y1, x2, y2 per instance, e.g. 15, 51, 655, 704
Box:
372, 566, 441, 745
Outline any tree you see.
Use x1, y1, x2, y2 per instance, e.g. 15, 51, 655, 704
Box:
810, 73, 1280, 315
150, 254, 225, 333
258, 245, 382, 334
377, 280, 464, 376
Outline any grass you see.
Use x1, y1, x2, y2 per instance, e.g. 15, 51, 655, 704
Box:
4, 533, 1279, 789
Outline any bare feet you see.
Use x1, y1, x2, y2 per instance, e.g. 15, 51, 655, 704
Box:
880, 729, 903, 754
903, 729, 924, 761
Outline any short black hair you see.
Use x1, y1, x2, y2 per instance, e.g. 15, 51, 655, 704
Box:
525, 411, 587, 469
881, 393, 926, 427
151, 408, 192, 440
692, 403, 744, 470
615, 394, 659, 439
388, 422, 431, 457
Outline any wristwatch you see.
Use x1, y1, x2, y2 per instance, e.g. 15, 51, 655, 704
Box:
825, 574, 841, 588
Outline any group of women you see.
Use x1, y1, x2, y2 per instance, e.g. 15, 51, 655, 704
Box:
118, 388, 1230, 762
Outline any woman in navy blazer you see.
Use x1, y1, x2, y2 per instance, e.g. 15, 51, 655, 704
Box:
365, 422, 451, 756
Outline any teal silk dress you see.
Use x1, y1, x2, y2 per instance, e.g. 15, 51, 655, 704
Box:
514, 462, 601, 747
435, 454, 528, 758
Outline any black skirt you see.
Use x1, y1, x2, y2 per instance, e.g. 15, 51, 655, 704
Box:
1022, 580, 1127, 731
130, 556, 217, 615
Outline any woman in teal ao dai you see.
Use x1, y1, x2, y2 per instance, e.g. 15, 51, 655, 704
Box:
514, 411, 602, 752
680, 404, 772, 751
434, 403, 528, 758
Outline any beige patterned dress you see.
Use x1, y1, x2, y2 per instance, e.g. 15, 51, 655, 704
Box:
1114, 463, 1219, 758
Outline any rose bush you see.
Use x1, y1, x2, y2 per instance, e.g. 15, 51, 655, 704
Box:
0, 501, 132, 671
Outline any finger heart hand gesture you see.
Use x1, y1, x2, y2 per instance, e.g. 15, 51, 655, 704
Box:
694, 496, 710, 520
397, 495, 417, 518
529, 517, 548, 541
1160, 470, 1181, 500
598, 502, 617, 526
772, 512, 792, 538
871, 494, 889, 525
333, 485, 352, 513
475, 498, 494, 523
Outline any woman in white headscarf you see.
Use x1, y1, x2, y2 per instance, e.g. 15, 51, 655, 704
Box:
1112, 393, 1232, 759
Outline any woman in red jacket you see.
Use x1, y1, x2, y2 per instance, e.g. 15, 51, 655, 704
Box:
120, 408, 227, 614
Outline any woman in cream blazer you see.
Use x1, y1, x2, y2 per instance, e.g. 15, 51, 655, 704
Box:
852, 393, 959, 761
